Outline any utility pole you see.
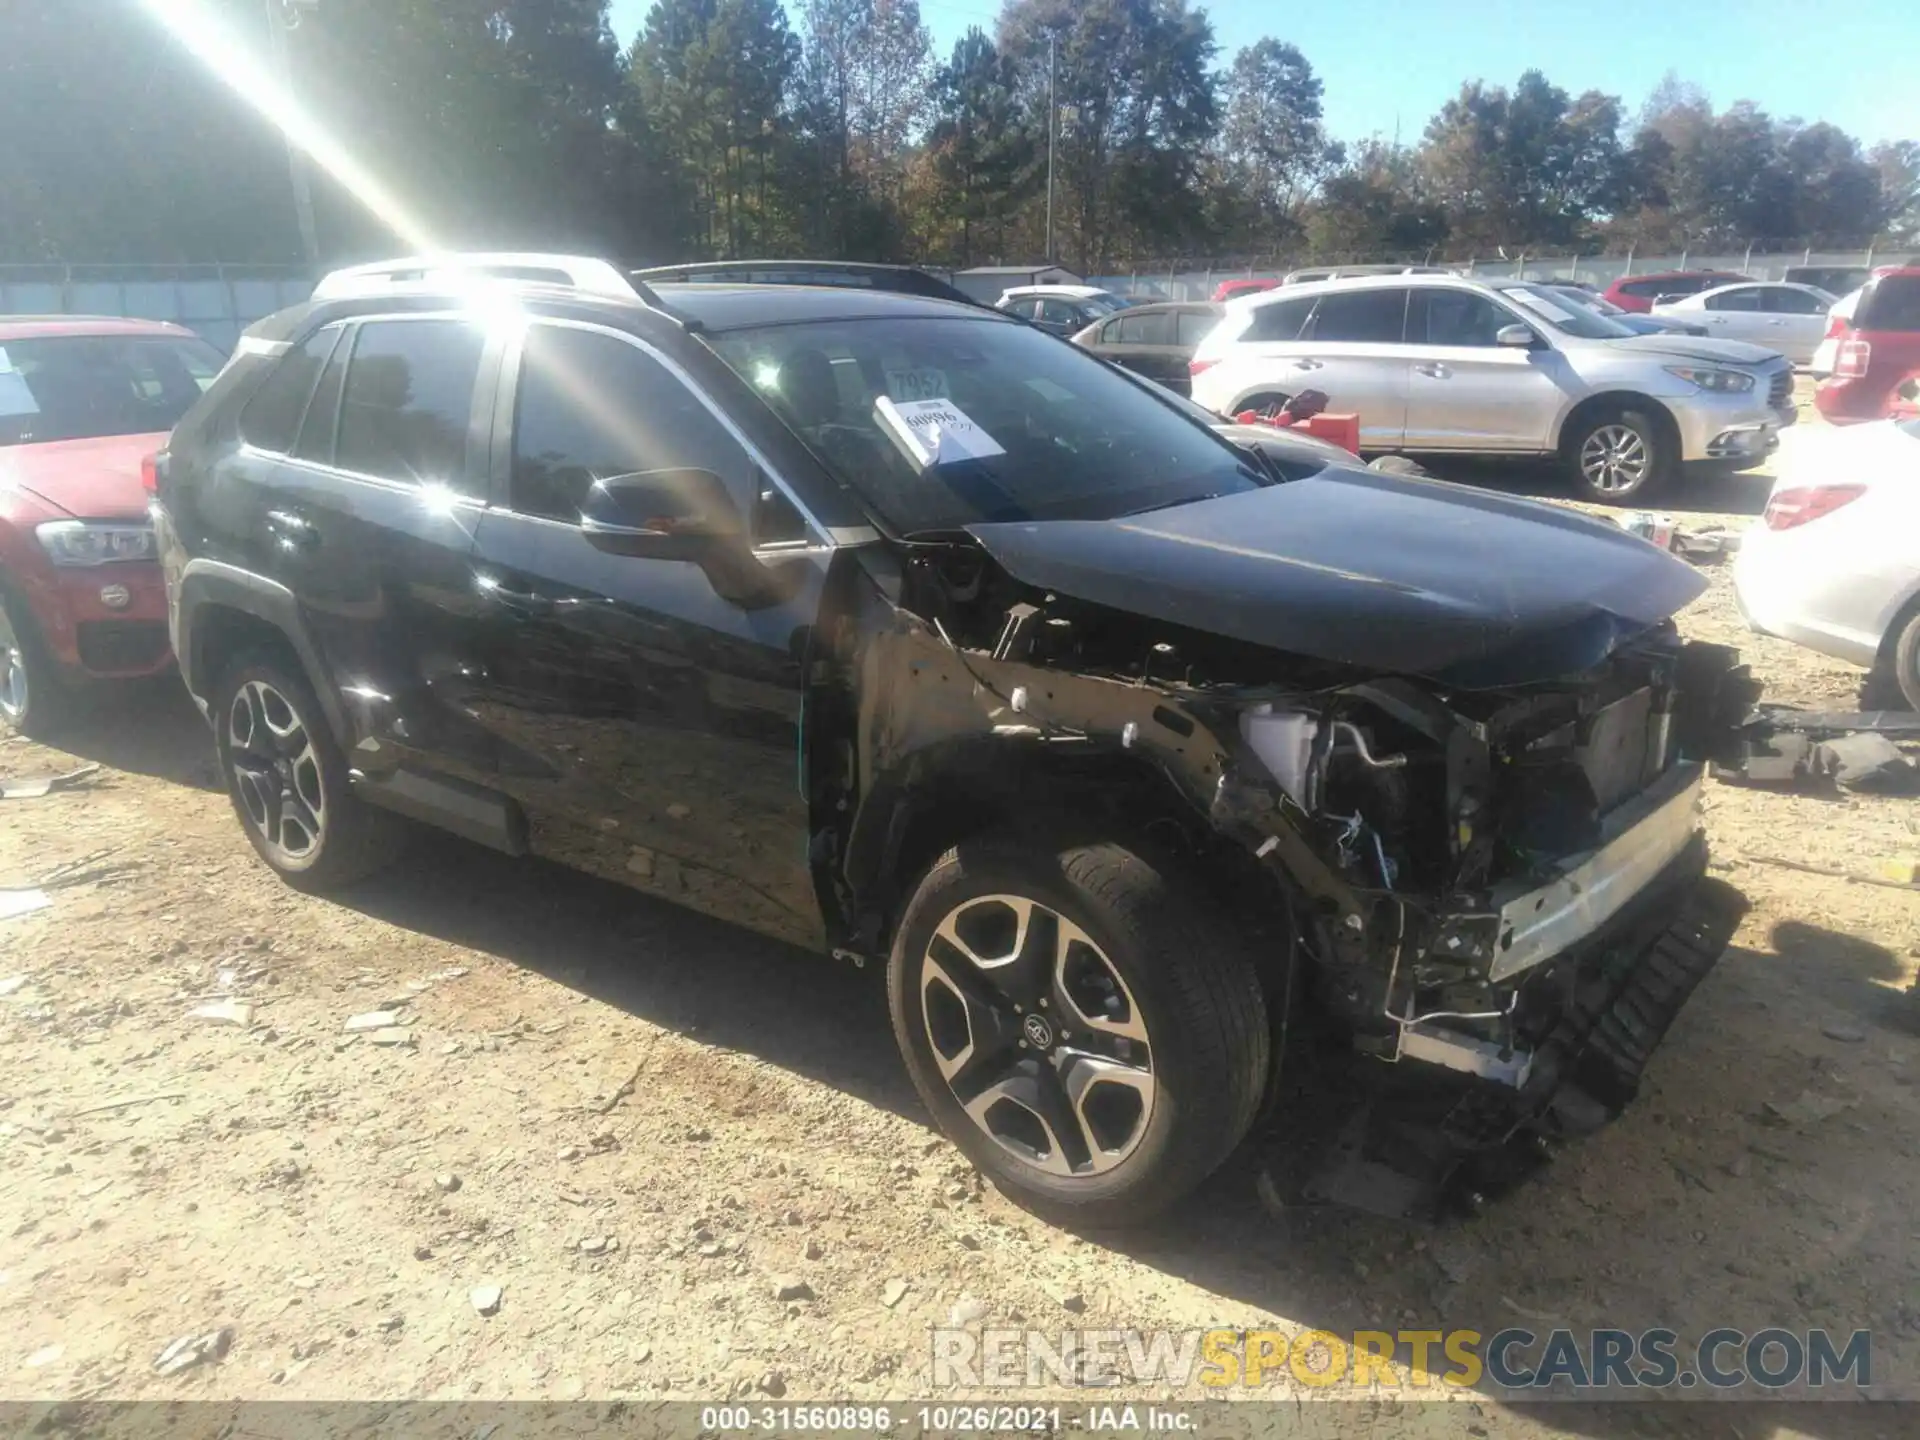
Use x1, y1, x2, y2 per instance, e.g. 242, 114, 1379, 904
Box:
1045, 31, 1056, 263
266, 0, 321, 268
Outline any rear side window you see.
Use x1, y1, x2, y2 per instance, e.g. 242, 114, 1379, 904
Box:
510, 325, 754, 525
1308, 288, 1408, 344
334, 319, 486, 492
1859, 276, 1920, 332
239, 329, 336, 452
1176, 310, 1219, 346
1246, 297, 1315, 342
1706, 288, 1762, 311
1116, 311, 1173, 345
1764, 287, 1827, 315
1618, 279, 1668, 299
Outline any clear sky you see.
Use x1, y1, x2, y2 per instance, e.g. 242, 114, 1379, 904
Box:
605, 0, 1919, 147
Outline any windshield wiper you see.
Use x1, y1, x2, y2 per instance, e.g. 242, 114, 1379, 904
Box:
1116, 493, 1221, 519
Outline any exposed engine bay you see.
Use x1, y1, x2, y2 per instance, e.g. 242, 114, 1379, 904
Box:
820, 496, 1760, 1216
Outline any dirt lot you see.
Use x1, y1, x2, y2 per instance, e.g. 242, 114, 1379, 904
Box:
4, 411, 1920, 1429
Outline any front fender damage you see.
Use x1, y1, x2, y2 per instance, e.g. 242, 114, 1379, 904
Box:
815, 541, 1756, 1218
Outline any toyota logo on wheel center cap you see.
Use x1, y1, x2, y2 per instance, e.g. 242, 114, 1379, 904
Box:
1022, 1013, 1054, 1049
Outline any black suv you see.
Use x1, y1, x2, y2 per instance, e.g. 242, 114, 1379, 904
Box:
156, 254, 1756, 1224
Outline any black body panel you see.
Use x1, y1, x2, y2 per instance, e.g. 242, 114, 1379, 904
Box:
967, 465, 1706, 688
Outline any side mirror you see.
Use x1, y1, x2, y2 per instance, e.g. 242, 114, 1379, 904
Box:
1495, 323, 1537, 348
580, 467, 795, 609
580, 468, 742, 561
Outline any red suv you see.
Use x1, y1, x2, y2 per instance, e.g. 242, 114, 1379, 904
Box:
0, 316, 223, 735
1601, 270, 1750, 314
1815, 267, 1920, 424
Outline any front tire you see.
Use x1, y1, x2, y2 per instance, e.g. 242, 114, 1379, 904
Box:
1565, 407, 1674, 503
212, 652, 402, 891
887, 833, 1269, 1226
0, 591, 66, 740
1891, 611, 1920, 713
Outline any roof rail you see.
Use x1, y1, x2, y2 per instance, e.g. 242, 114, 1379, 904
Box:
310, 253, 640, 302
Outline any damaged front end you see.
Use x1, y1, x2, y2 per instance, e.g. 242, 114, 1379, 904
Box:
1214, 642, 1755, 1218
821, 472, 1759, 1219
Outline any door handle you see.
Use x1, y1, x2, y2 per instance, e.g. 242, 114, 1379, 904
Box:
1289, 358, 1324, 371
265, 508, 319, 552
1414, 363, 1452, 379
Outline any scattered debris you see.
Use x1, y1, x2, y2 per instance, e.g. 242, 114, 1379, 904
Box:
188, 1000, 254, 1028
1821, 1023, 1867, 1043
0, 974, 31, 997
343, 1011, 402, 1034
153, 1326, 233, 1376
25, 1344, 64, 1369
1764, 1092, 1857, 1126
434, 1173, 462, 1194
368, 1028, 416, 1048
1048, 1285, 1087, 1314
949, 1295, 989, 1327
804, 1238, 824, 1261
469, 1285, 503, 1316
413, 1244, 434, 1261
665, 803, 692, 821
378, 1313, 404, 1333
1877, 857, 1920, 886
0, 889, 51, 922
1742, 852, 1920, 894
771, 1275, 814, 1303
580, 1236, 610, 1255
1615, 511, 1676, 550
759, 1370, 786, 1397
882, 1279, 910, 1309
1, 764, 101, 800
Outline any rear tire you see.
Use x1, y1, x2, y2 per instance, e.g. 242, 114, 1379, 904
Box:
887, 831, 1269, 1227
212, 651, 403, 891
0, 590, 67, 740
1565, 406, 1675, 503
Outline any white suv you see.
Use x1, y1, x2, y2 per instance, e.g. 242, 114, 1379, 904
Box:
1190, 275, 1797, 501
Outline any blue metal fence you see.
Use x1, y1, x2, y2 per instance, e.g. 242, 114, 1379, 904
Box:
0, 265, 317, 353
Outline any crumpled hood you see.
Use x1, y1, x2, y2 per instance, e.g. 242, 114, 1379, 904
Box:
0, 433, 164, 520
966, 466, 1707, 689
1605, 333, 1780, 367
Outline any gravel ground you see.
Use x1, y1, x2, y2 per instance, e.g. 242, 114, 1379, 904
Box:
4, 390, 1919, 1430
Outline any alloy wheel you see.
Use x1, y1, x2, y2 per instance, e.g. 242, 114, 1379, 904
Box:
1579, 423, 1651, 494
919, 894, 1155, 1178
0, 606, 26, 723
227, 680, 327, 863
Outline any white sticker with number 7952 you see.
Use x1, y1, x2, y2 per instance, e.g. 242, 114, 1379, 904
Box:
884, 368, 949, 401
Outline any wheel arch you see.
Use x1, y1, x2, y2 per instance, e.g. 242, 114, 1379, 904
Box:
1553, 390, 1681, 460
841, 739, 1231, 956
176, 560, 350, 747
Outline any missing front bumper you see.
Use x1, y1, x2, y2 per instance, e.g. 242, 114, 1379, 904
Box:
1486, 763, 1705, 982
1260, 845, 1746, 1221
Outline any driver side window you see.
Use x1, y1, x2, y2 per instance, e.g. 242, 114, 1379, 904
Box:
511, 325, 756, 527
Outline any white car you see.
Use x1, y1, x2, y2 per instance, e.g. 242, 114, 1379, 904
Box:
1650, 282, 1836, 365
995, 284, 1128, 336
1810, 287, 1861, 378
1189, 274, 1797, 502
1734, 417, 1920, 707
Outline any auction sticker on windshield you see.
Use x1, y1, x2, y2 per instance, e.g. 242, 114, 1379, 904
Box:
875, 396, 1008, 469
884, 367, 949, 401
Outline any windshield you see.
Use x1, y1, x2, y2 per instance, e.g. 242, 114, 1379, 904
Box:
1082, 294, 1127, 316
1496, 284, 1635, 340
708, 316, 1265, 534
0, 334, 224, 447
